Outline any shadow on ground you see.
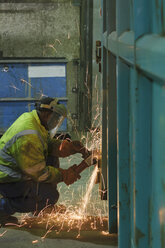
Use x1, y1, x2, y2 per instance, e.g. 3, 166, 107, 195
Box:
4, 224, 117, 247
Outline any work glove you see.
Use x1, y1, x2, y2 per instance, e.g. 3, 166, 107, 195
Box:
59, 165, 81, 186
51, 139, 91, 158
71, 140, 91, 158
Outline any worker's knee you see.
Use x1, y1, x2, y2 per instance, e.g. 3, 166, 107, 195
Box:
45, 188, 59, 205
0, 198, 15, 216
0, 182, 59, 214
37, 183, 59, 206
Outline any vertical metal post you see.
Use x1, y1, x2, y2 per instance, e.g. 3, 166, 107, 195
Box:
102, 0, 118, 233
133, 1, 153, 247
129, 69, 136, 247
116, 0, 130, 241
117, 60, 131, 247
116, 0, 130, 36
79, 0, 93, 131
106, 0, 116, 33
107, 52, 117, 233
101, 0, 108, 201
101, 46, 108, 201
107, 0, 117, 234
151, 0, 165, 35
134, 0, 152, 39
85, 0, 93, 129
152, 82, 165, 247
130, 70, 152, 247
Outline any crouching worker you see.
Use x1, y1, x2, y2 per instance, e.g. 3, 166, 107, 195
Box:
0, 97, 89, 225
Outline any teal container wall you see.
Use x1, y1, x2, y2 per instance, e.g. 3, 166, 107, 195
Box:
102, 0, 165, 247
101, 0, 118, 234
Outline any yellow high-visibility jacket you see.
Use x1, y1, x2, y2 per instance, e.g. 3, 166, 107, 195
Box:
0, 110, 62, 183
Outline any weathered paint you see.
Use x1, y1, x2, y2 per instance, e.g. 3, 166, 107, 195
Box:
101, 0, 165, 247
117, 60, 131, 247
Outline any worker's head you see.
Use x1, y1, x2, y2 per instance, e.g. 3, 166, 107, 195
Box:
35, 97, 67, 134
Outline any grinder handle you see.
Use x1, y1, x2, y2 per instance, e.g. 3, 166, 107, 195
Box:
74, 155, 98, 175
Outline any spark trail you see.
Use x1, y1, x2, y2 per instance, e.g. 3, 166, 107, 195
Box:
79, 166, 98, 216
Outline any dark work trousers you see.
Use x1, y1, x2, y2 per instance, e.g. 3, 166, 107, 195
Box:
0, 181, 59, 216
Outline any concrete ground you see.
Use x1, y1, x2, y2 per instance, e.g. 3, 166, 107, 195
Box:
0, 228, 116, 248
0, 154, 118, 248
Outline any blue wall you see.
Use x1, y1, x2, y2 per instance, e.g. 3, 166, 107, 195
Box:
0, 63, 67, 134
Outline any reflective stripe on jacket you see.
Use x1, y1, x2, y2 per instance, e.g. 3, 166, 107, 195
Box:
0, 110, 62, 183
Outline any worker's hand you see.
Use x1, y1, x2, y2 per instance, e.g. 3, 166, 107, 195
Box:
59, 165, 81, 186
52, 140, 91, 158
71, 140, 91, 158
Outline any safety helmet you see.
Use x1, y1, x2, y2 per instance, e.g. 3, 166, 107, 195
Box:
36, 97, 67, 137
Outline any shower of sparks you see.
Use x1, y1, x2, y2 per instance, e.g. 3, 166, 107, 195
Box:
47, 44, 57, 53
76, 19, 80, 38
9, 83, 21, 93
78, 166, 99, 216
85, 66, 89, 90
68, 116, 79, 138
68, 32, 70, 39
20, 78, 33, 88
37, 90, 48, 99
32, 240, 39, 244
55, 39, 62, 45
0, 230, 7, 237
20, 199, 108, 239
46, 39, 62, 53
41, 225, 55, 240
101, 231, 110, 236
94, 74, 98, 88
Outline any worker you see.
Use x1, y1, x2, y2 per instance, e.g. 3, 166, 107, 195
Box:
0, 97, 90, 225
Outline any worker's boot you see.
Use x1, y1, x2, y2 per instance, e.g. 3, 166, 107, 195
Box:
0, 198, 18, 226
0, 214, 18, 227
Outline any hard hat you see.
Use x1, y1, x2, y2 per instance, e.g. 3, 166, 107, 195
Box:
40, 98, 67, 117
